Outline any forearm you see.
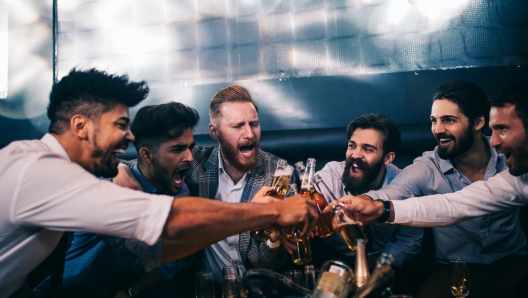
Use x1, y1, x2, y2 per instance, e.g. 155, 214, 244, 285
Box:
163, 198, 280, 239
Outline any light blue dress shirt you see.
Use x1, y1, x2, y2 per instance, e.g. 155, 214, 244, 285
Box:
317, 161, 423, 267
366, 138, 528, 264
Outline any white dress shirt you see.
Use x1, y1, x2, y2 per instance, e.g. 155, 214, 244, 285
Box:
392, 170, 528, 227
202, 151, 248, 283
0, 134, 173, 297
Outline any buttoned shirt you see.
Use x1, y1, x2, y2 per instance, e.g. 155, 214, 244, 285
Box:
366, 138, 528, 264
0, 134, 173, 297
202, 151, 248, 283
317, 162, 423, 267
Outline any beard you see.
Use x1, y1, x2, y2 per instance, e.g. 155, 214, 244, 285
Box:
436, 127, 474, 159
218, 132, 258, 173
151, 156, 190, 196
90, 134, 119, 178
342, 156, 384, 194
500, 135, 528, 176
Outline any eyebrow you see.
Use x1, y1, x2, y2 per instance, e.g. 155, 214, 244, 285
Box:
170, 141, 196, 150
430, 115, 460, 120
348, 140, 378, 150
116, 117, 130, 124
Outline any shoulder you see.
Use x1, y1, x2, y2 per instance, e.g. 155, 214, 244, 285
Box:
319, 161, 346, 177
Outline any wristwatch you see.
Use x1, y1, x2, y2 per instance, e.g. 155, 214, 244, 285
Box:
127, 286, 140, 298
376, 200, 391, 223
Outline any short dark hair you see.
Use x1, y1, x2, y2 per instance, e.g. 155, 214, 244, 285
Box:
488, 80, 528, 131
346, 113, 401, 154
209, 85, 258, 124
48, 68, 149, 134
431, 81, 489, 128
131, 102, 200, 153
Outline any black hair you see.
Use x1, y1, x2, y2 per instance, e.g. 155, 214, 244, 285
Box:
488, 80, 528, 131
431, 81, 489, 128
131, 102, 200, 153
47, 68, 149, 134
346, 113, 401, 154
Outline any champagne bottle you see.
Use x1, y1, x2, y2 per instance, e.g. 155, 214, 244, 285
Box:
353, 253, 394, 298
354, 239, 370, 288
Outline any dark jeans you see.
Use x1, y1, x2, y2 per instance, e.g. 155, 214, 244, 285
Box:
417, 256, 528, 298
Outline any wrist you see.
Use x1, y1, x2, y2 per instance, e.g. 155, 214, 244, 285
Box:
376, 200, 391, 223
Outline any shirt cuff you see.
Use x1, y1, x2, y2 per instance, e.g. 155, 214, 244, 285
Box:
134, 195, 173, 245
391, 200, 412, 225
266, 239, 281, 249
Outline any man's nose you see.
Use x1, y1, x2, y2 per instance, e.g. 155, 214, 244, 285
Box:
242, 124, 254, 139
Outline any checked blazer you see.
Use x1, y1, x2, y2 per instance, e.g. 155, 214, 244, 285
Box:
186, 146, 289, 270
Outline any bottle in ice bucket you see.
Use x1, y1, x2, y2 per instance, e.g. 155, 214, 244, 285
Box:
250, 160, 294, 242
297, 158, 334, 238
312, 260, 354, 298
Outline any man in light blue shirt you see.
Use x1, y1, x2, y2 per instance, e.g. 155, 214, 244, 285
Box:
316, 114, 422, 268
35, 102, 199, 297
364, 81, 528, 298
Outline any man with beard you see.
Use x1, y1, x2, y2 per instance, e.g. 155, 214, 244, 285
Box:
0, 69, 319, 297
337, 81, 528, 298
186, 85, 291, 285
34, 102, 199, 297
113, 86, 292, 286
315, 114, 422, 268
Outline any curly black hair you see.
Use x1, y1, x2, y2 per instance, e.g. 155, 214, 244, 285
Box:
47, 68, 149, 134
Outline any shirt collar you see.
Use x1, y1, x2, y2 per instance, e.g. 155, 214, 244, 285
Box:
41, 133, 71, 161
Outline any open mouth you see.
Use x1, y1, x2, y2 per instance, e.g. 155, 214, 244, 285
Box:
349, 162, 363, 177
438, 137, 454, 147
239, 145, 254, 158
112, 148, 126, 155
173, 165, 191, 188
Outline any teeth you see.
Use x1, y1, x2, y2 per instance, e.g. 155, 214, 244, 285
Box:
112, 149, 125, 154
352, 163, 358, 168
440, 138, 450, 142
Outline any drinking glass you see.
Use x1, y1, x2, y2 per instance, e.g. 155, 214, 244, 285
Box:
195, 271, 215, 298
449, 259, 470, 298
284, 269, 303, 285
304, 265, 317, 291
223, 266, 239, 276
222, 266, 247, 298
222, 275, 240, 298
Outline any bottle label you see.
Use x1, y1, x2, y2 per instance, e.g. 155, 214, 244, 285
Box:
329, 265, 345, 276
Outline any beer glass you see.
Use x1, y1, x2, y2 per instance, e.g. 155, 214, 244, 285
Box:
281, 183, 313, 265
222, 275, 240, 298
222, 266, 247, 298
251, 161, 293, 242
284, 270, 303, 285
449, 259, 470, 298
195, 271, 215, 298
312, 260, 353, 298
331, 202, 368, 251
304, 265, 317, 291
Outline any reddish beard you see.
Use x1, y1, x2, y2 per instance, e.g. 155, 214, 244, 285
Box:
218, 132, 258, 173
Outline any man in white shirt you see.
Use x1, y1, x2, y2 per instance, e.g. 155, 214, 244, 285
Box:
0, 69, 319, 297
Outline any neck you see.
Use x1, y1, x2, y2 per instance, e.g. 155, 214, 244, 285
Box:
220, 151, 247, 185
450, 134, 490, 182
138, 162, 163, 191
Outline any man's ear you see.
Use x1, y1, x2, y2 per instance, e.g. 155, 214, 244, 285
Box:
70, 115, 90, 140
384, 152, 395, 165
474, 116, 485, 132
209, 123, 219, 141
139, 147, 154, 164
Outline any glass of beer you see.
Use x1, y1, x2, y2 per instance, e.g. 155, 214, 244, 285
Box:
449, 259, 470, 298
251, 161, 294, 242
331, 202, 368, 251
195, 271, 215, 298
282, 183, 313, 265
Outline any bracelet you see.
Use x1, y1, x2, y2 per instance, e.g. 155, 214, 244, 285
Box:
377, 200, 391, 223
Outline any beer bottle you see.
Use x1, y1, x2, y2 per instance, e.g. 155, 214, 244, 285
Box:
299, 158, 334, 238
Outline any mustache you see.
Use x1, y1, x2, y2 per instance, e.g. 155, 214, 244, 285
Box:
435, 133, 454, 141
173, 162, 191, 174
345, 157, 368, 170
238, 140, 256, 148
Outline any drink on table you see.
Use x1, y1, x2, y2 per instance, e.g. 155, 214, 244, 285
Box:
250, 160, 293, 242
297, 158, 333, 238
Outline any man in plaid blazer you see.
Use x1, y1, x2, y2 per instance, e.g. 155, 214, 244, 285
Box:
186, 85, 290, 283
